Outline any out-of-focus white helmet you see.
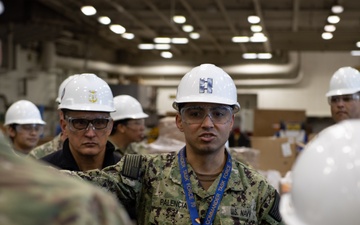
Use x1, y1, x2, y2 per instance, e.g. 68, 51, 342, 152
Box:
4, 100, 46, 125
110, 95, 148, 121
58, 73, 115, 112
172, 64, 240, 112
280, 120, 360, 225
326, 67, 360, 97
56, 74, 79, 104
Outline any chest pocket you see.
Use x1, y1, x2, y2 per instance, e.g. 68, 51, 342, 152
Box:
148, 195, 190, 224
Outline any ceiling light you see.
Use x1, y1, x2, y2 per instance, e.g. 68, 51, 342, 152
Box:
161, 51, 173, 58
324, 25, 336, 32
171, 38, 188, 44
0, 1, 4, 15
250, 33, 268, 42
138, 44, 154, 50
98, 16, 111, 25
110, 24, 126, 34
232, 36, 250, 43
356, 41, 360, 48
155, 44, 171, 50
81, 6, 96, 16
321, 32, 333, 40
257, 53, 272, 59
251, 25, 262, 32
331, 5, 344, 14
182, 25, 194, 32
351, 50, 360, 56
247, 15, 260, 24
242, 53, 257, 59
189, 32, 200, 39
173, 15, 186, 24
154, 37, 171, 43
122, 33, 135, 40
327, 15, 340, 24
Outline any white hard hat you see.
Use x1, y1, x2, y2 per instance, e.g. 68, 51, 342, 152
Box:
111, 95, 148, 121
56, 74, 79, 104
280, 120, 360, 225
172, 64, 240, 112
4, 100, 46, 125
325, 67, 360, 97
58, 73, 115, 112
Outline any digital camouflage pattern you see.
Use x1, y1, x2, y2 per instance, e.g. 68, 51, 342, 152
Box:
69, 151, 284, 225
114, 142, 148, 157
0, 135, 133, 225
28, 133, 63, 159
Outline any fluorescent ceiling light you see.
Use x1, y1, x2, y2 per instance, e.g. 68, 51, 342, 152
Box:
232, 36, 250, 43
110, 24, 126, 34
351, 50, 360, 56
250, 33, 268, 42
173, 15, 186, 24
154, 37, 171, 43
161, 51, 173, 58
155, 44, 171, 50
356, 41, 360, 48
247, 15, 260, 24
324, 25, 336, 32
251, 25, 262, 32
242, 53, 257, 59
257, 53, 272, 59
331, 5, 344, 14
98, 16, 111, 25
172, 38, 188, 44
189, 32, 200, 39
182, 25, 194, 32
327, 15, 340, 24
81, 6, 96, 16
321, 32, 333, 40
138, 44, 154, 50
122, 33, 134, 40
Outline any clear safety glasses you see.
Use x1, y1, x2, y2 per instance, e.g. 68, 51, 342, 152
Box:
16, 124, 44, 134
180, 105, 233, 125
66, 117, 112, 131
328, 93, 360, 105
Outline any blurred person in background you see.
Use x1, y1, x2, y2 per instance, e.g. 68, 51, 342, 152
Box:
28, 75, 78, 159
40, 74, 120, 171
109, 95, 149, 157
0, 134, 133, 225
4, 100, 46, 155
326, 66, 360, 123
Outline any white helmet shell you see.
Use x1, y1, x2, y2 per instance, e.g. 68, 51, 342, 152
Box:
172, 64, 240, 112
326, 67, 360, 97
58, 73, 115, 112
4, 100, 46, 125
56, 74, 79, 104
280, 120, 360, 225
111, 95, 148, 121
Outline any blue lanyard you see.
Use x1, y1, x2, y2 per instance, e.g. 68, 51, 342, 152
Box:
178, 148, 232, 225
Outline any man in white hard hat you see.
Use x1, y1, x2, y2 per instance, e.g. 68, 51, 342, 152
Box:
41, 73, 120, 171
65, 64, 283, 225
4, 100, 46, 155
280, 120, 360, 225
28, 75, 78, 159
326, 66, 360, 123
109, 95, 148, 157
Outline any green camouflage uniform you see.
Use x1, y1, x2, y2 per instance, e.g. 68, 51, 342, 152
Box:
28, 133, 63, 159
114, 142, 148, 157
0, 135, 133, 225
69, 151, 284, 225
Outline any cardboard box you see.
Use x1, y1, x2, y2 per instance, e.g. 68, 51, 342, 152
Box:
251, 137, 298, 176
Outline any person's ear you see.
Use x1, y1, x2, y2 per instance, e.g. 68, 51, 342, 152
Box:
175, 113, 184, 132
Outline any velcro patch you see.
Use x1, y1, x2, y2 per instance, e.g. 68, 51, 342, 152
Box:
121, 155, 142, 179
269, 191, 282, 222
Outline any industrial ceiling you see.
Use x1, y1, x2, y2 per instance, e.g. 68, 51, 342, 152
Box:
0, 0, 360, 67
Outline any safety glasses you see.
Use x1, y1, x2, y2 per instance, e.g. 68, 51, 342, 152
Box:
66, 117, 112, 131
16, 124, 44, 134
328, 93, 360, 105
180, 105, 233, 124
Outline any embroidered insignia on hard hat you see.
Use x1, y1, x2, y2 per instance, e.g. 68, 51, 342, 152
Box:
199, 78, 213, 93
88, 90, 98, 103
